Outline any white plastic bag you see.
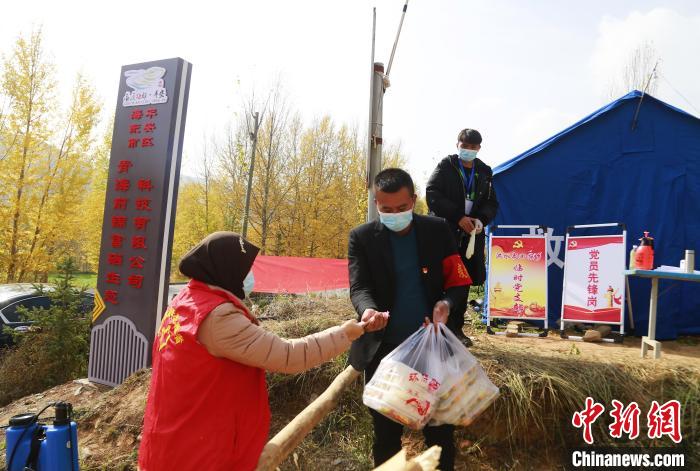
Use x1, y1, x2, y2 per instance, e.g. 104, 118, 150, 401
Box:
429, 326, 499, 427
363, 325, 460, 429
363, 324, 499, 429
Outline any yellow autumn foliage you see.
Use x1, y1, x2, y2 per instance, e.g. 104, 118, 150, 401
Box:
0, 30, 411, 282
0, 30, 102, 281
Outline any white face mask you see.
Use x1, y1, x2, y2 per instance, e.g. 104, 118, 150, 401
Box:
242, 270, 255, 297
458, 148, 478, 162
378, 208, 413, 232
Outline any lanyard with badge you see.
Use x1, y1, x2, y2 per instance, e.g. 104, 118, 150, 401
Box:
457, 159, 476, 215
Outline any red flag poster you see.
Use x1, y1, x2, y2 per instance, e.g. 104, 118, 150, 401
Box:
488, 236, 548, 320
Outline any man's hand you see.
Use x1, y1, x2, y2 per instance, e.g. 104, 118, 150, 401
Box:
432, 300, 450, 326
361, 309, 390, 332
458, 216, 475, 233
423, 301, 450, 332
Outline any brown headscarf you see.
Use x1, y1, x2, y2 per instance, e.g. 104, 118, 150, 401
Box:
178, 232, 260, 299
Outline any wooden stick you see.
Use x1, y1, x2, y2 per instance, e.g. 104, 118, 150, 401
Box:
255, 365, 361, 471
372, 446, 442, 471
407, 445, 442, 471
373, 450, 408, 470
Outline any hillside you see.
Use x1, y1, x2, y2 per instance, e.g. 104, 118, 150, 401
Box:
2, 296, 698, 470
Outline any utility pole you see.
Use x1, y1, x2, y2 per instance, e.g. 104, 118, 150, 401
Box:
366, 61, 384, 222
366, 1, 408, 222
242, 111, 260, 238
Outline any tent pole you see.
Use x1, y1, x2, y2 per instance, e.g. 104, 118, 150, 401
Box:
631, 60, 660, 130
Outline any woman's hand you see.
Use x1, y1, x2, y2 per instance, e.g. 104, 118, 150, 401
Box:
341, 319, 367, 341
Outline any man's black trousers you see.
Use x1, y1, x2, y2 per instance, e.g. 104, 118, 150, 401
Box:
446, 285, 472, 337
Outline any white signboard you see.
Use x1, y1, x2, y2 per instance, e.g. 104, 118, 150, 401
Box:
561, 235, 626, 330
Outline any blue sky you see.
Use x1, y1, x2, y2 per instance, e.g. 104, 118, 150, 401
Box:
2, 0, 699, 189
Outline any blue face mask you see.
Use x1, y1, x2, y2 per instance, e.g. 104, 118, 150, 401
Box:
458, 148, 478, 162
379, 209, 413, 232
242, 270, 255, 297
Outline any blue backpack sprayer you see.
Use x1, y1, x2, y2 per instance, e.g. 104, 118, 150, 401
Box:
4, 401, 80, 471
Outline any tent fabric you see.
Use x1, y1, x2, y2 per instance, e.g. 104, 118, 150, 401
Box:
495, 90, 698, 174
251, 255, 349, 294
492, 91, 700, 340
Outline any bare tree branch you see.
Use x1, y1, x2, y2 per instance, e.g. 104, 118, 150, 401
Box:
608, 41, 660, 99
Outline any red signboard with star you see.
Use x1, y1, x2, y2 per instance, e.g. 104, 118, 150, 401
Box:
488, 235, 548, 325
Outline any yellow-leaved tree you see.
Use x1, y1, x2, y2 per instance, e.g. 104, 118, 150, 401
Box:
0, 29, 55, 281
0, 30, 101, 281
79, 122, 112, 271
169, 108, 407, 266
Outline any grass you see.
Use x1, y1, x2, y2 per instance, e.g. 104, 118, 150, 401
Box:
260, 295, 700, 469
677, 336, 700, 346
266, 353, 375, 471
2, 294, 696, 470
263, 296, 374, 470
48, 272, 97, 288
45, 272, 192, 290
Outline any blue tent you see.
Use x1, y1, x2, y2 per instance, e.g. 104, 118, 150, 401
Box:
492, 90, 700, 339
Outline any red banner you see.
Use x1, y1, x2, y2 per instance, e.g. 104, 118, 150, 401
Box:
251, 255, 349, 294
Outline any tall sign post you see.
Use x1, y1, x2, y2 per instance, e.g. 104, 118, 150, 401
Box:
88, 58, 192, 387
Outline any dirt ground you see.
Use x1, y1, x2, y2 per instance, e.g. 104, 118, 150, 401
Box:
0, 371, 148, 470
473, 330, 700, 366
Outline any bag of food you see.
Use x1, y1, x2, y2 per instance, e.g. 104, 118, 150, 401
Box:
364, 324, 499, 429
363, 325, 458, 429
428, 325, 499, 427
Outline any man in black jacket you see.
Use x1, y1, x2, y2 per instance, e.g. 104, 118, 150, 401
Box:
426, 128, 498, 342
348, 168, 471, 471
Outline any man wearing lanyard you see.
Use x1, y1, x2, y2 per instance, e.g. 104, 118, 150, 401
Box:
426, 128, 499, 345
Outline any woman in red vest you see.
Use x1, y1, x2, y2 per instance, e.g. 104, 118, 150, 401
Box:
138, 232, 383, 471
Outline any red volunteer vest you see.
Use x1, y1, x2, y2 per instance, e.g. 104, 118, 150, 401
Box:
138, 280, 270, 471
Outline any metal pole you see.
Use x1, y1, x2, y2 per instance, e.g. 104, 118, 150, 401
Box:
242, 111, 260, 238
648, 278, 658, 341
386, 0, 409, 77
367, 62, 384, 223
631, 60, 659, 130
